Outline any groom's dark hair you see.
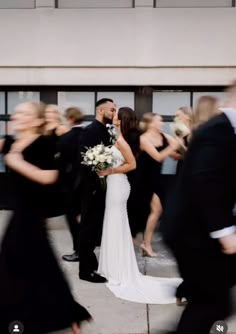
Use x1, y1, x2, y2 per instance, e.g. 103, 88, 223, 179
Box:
96, 98, 113, 108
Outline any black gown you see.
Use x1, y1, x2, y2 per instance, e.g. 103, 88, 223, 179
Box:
128, 133, 168, 236
0, 136, 90, 334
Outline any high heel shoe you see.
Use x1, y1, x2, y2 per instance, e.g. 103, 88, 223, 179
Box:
140, 244, 158, 258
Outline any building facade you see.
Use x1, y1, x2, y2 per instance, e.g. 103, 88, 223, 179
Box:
0, 0, 235, 200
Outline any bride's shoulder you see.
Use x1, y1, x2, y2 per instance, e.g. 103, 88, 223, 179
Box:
116, 136, 132, 156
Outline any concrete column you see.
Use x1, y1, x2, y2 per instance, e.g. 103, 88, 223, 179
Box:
35, 0, 55, 8
135, 0, 153, 7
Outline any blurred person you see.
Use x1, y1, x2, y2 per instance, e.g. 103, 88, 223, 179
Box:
44, 104, 69, 218
175, 96, 220, 306
173, 107, 192, 175
97, 108, 181, 303
192, 95, 221, 130
77, 98, 116, 283
161, 81, 236, 334
136, 113, 179, 257
57, 107, 84, 262
45, 104, 69, 137
0, 102, 90, 334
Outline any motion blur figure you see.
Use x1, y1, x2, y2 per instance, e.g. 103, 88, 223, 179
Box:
0, 101, 90, 334
161, 82, 236, 334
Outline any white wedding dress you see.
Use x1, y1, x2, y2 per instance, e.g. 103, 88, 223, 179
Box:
98, 146, 181, 304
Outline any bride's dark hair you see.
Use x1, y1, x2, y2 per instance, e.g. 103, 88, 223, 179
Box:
118, 107, 141, 157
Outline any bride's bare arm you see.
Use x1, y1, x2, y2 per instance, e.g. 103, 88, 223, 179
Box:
140, 135, 179, 162
4, 152, 58, 185
98, 137, 136, 176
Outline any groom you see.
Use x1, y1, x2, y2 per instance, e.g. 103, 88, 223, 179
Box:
78, 98, 116, 283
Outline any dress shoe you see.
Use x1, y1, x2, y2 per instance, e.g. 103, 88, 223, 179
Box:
62, 251, 79, 262
79, 272, 107, 283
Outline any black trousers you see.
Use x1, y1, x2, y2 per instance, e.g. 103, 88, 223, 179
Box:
63, 190, 81, 252
78, 182, 106, 276
165, 240, 236, 334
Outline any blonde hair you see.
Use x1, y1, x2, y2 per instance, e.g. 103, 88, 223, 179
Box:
192, 96, 218, 129
45, 104, 64, 123
17, 101, 46, 134
65, 106, 84, 124
139, 112, 160, 132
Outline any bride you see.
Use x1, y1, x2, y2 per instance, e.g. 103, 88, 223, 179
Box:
97, 108, 181, 304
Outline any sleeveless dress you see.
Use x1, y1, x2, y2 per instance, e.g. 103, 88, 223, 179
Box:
128, 133, 168, 236
98, 145, 181, 304
0, 136, 90, 334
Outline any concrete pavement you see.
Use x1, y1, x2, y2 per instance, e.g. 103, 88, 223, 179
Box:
1, 211, 236, 334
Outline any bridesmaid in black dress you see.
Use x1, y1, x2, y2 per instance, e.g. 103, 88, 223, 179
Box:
44, 104, 69, 218
0, 102, 90, 334
138, 113, 179, 257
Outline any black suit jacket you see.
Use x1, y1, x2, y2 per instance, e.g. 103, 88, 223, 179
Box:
57, 126, 83, 192
161, 113, 236, 249
77, 120, 111, 190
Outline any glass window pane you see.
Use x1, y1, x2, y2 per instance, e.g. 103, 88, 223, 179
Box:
7, 92, 40, 115
58, 0, 133, 8
193, 92, 225, 108
58, 92, 95, 116
161, 121, 177, 175
156, 0, 231, 7
0, 0, 35, 8
97, 92, 134, 111
0, 92, 5, 115
153, 92, 191, 116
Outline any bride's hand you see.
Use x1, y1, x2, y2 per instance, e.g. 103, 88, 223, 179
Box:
97, 169, 113, 177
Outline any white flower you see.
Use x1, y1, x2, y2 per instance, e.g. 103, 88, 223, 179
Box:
171, 121, 190, 137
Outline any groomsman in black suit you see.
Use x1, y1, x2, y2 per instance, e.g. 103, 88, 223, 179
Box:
161, 83, 236, 334
57, 107, 84, 262
78, 98, 116, 283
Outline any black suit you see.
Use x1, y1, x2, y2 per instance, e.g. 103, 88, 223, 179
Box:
78, 120, 110, 276
161, 113, 236, 334
57, 126, 83, 252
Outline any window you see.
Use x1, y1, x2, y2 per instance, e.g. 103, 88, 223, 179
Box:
58, 92, 95, 116
0, 0, 35, 8
0, 93, 5, 115
58, 0, 133, 8
7, 91, 40, 115
153, 91, 191, 116
155, 0, 232, 7
97, 92, 135, 110
161, 121, 178, 175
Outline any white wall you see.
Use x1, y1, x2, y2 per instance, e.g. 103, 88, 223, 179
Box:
0, 7, 236, 85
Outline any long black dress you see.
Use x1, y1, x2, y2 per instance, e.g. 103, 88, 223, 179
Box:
0, 136, 90, 334
128, 133, 168, 236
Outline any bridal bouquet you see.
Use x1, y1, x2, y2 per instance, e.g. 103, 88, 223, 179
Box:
170, 121, 190, 156
81, 144, 114, 189
170, 121, 190, 138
